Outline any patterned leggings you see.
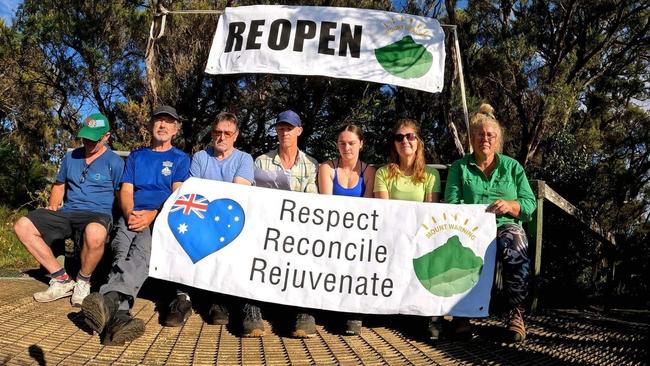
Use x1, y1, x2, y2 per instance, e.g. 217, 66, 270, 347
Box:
497, 223, 530, 307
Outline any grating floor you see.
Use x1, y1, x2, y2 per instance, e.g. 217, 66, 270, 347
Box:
0, 278, 647, 365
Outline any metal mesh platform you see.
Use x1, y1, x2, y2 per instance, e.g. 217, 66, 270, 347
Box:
0, 278, 647, 365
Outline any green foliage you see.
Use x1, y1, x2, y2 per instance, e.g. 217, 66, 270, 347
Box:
0, 206, 37, 269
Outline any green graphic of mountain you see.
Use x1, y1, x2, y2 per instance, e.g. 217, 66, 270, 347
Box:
374, 35, 433, 79
413, 235, 483, 297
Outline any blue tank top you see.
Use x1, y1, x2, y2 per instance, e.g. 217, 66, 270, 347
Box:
332, 160, 366, 197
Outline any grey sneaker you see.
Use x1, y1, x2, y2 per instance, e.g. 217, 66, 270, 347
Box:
345, 319, 363, 336
292, 313, 316, 338
33, 279, 76, 303
71, 280, 91, 307
242, 303, 265, 337
427, 316, 443, 340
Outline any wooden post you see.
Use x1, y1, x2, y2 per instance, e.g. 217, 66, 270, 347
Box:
527, 180, 545, 314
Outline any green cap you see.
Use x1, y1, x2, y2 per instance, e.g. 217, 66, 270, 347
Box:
77, 113, 110, 141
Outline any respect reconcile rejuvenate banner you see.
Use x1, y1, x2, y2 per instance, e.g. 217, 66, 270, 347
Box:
205, 5, 446, 93
150, 178, 497, 317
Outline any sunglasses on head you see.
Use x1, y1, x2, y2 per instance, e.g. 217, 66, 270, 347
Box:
393, 133, 417, 142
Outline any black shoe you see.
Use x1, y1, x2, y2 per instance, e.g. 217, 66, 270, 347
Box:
101, 311, 145, 346
345, 319, 362, 336
162, 295, 192, 327
207, 303, 229, 325
292, 313, 316, 338
427, 316, 443, 340
242, 303, 265, 337
449, 317, 473, 340
81, 292, 118, 334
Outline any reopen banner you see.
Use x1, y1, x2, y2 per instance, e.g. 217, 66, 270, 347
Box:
205, 5, 446, 93
150, 178, 496, 317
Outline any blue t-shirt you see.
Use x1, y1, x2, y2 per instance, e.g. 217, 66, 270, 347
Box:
190, 147, 254, 183
56, 147, 125, 216
121, 147, 190, 211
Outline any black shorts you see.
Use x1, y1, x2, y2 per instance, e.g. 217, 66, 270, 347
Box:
26, 209, 113, 246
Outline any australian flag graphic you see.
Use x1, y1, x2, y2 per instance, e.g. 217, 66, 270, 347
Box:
167, 193, 245, 263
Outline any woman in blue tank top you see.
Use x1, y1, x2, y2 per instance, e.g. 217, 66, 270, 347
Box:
318, 124, 376, 198
318, 124, 376, 336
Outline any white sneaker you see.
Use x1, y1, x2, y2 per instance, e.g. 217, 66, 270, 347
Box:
33, 279, 76, 303
71, 280, 92, 307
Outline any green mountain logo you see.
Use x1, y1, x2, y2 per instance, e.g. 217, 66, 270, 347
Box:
412, 235, 483, 297
374, 35, 433, 79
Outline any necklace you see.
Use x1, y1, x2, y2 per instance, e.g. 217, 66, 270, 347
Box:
338, 160, 359, 187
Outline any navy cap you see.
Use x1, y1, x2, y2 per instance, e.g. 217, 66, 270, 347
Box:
152, 105, 180, 121
275, 110, 301, 127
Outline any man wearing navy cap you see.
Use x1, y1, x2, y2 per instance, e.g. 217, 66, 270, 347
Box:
253, 110, 319, 338
81, 105, 190, 346
14, 113, 124, 307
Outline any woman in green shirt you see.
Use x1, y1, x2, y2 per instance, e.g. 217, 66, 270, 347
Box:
374, 118, 442, 339
445, 104, 536, 343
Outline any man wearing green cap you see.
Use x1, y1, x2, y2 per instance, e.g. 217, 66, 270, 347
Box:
14, 113, 124, 307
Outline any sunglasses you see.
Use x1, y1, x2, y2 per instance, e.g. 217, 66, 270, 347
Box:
393, 133, 417, 142
80, 164, 90, 183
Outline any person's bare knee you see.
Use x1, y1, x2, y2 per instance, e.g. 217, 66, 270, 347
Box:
83, 223, 108, 250
14, 217, 38, 243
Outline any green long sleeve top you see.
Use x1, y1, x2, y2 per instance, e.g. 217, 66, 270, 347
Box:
444, 153, 537, 227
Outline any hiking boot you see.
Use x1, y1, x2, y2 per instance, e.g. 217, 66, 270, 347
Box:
81, 292, 119, 334
345, 319, 363, 336
33, 279, 76, 303
101, 310, 145, 346
207, 303, 229, 325
292, 313, 316, 338
162, 295, 192, 327
242, 303, 265, 337
427, 316, 444, 340
71, 280, 91, 307
505, 306, 526, 342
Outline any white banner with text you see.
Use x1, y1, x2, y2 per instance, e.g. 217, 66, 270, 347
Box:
150, 178, 496, 316
205, 5, 446, 93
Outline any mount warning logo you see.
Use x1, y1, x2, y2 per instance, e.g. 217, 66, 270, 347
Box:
413, 213, 483, 297
374, 16, 433, 79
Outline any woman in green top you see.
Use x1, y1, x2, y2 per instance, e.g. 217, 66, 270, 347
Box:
445, 104, 537, 343
374, 118, 442, 338
374, 119, 441, 202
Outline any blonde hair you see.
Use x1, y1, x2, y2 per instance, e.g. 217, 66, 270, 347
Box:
470, 103, 504, 153
387, 118, 427, 183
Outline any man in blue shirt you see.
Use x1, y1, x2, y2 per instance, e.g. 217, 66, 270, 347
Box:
161, 112, 259, 335
14, 113, 124, 307
81, 106, 190, 346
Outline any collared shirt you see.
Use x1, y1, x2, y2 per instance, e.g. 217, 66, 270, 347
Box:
254, 148, 318, 193
444, 153, 536, 227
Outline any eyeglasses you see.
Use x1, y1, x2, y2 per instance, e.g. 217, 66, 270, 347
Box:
474, 132, 497, 140
212, 130, 236, 138
393, 133, 417, 142
80, 165, 90, 183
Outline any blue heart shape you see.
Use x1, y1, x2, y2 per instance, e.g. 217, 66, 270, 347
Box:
167, 194, 245, 263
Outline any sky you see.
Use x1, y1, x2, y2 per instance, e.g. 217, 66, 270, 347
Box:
0, 0, 20, 25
